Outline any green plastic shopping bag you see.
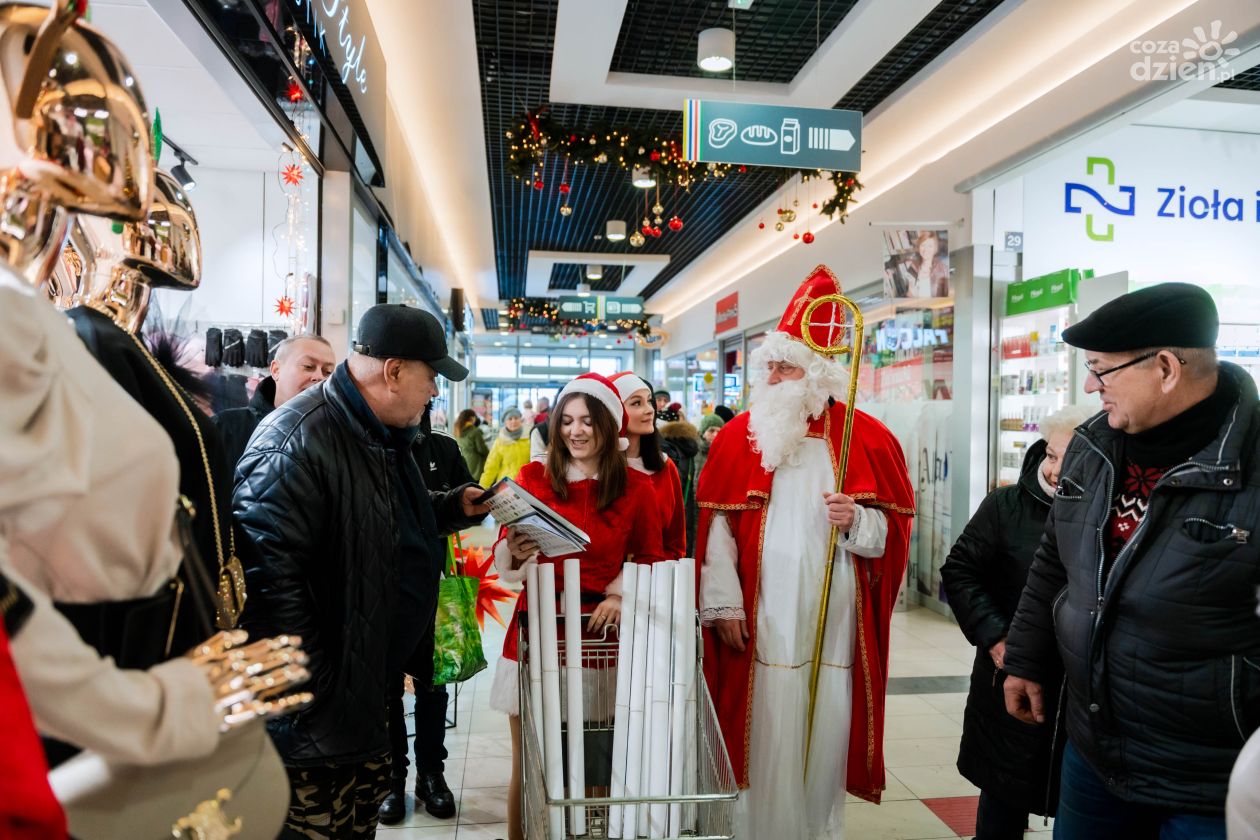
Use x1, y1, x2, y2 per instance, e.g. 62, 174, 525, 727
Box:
432, 532, 488, 686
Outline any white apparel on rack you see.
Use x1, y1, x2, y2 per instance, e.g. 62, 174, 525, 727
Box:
700, 438, 887, 840
646, 561, 676, 836
622, 564, 653, 838
562, 557, 587, 834
536, 564, 565, 840
608, 562, 639, 837
0, 275, 218, 765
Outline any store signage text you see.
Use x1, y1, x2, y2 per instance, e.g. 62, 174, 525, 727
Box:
292, 0, 371, 94
875, 326, 951, 352
1064, 155, 1260, 242
683, 99, 862, 171
714, 292, 739, 335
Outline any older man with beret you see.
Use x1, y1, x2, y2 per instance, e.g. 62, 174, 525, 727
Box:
1002, 283, 1260, 839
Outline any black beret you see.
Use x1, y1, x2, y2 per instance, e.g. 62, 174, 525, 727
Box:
1061, 282, 1217, 352
353, 304, 468, 381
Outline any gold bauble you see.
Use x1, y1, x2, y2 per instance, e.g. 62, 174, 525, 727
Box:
783, 209, 797, 223
629, 231, 646, 247
774, 221, 785, 232
559, 204, 573, 216
651, 202, 664, 215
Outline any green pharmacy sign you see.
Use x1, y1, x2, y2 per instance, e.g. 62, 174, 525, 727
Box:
1005, 268, 1094, 316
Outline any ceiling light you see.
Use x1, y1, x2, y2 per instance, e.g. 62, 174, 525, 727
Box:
577, 282, 593, 297
697, 28, 735, 72
494, 341, 503, 347
569, 343, 577, 349
524, 342, 533, 347
499, 330, 509, 335
585, 265, 603, 281
631, 166, 656, 189
171, 162, 196, 191
605, 344, 614, 349
606, 220, 626, 242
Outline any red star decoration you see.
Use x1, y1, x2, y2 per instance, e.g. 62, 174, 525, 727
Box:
286, 79, 303, 104
455, 544, 516, 630
282, 164, 304, 186
274, 296, 295, 317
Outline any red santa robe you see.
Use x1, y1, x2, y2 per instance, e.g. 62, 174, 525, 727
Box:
496, 460, 667, 663
696, 403, 914, 804
631, 456, 686, 560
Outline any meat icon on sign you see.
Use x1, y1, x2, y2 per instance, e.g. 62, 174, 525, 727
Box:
708, 118, 737, 149
741, 124, 778, 146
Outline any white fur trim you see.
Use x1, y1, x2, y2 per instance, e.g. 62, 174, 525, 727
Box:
610, 371, 652, 403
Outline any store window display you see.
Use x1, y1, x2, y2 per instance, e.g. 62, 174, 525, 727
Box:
0, 4, 310, 834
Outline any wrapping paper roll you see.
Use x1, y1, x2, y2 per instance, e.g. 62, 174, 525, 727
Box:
683, 557, 699, 830
647, 561, 676, 836
526, 565, 544, 746
537, 565, 565, 840
562, 558, 587, 835
623, 565, 653, 838
668, 557, 696, 834
608, 562, 639, 837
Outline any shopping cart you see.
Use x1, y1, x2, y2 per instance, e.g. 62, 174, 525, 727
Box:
518, 611, 738, 840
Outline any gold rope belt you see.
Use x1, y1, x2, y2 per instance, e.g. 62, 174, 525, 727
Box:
755, 655, 853, 671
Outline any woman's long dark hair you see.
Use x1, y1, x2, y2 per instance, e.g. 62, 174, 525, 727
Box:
547, 392, 627, 509
638, 426, 667, 472
454, 408, 478, 436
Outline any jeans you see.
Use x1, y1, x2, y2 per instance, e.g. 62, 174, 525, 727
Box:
975, 789, 1028, 840
387, 629, 449, 787
1054, 741, 1227, 840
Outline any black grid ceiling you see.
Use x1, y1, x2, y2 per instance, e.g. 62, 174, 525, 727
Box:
474, 0, 1007, 329
1219, 65, 1260, 91
550, 264, 628, 293
610, 0, 859, 84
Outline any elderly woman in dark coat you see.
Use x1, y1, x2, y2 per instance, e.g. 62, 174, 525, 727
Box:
941, 403, 1094, 838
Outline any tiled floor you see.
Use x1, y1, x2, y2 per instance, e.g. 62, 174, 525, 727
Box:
382, 569, 1053, 839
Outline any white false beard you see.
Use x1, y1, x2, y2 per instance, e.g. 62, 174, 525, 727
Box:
747, 377, 830, 471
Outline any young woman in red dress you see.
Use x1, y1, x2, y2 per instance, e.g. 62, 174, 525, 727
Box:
611, 371, 686, 559
490, 373, 665, 840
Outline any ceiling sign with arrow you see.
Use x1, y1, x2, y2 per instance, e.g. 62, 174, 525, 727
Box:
683, 99, 862, 172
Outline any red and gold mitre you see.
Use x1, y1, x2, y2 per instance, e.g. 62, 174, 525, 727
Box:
776, 264, 848, 351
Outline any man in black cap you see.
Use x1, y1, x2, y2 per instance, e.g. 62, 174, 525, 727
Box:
234, 304, 488, 839
1002, 282, 1260, 838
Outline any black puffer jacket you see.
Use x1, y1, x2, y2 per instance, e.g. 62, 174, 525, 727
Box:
1005, 363, 1260, 813
233, 364, 479, 765
212, 376, 276, 473
941, 438, 1061, 814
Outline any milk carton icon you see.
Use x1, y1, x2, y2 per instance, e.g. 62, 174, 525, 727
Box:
780, 118, 800, 155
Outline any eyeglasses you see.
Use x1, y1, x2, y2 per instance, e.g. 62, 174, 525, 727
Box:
1084, 350, 1184, 386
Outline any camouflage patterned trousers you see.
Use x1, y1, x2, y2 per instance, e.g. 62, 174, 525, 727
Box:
280, 754, 392, 839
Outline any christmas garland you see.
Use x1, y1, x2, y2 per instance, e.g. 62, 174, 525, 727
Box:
506, 296, 652, 338
504, 108, 863, 221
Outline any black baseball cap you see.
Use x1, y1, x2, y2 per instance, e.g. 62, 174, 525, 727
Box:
353, 304, 469, 381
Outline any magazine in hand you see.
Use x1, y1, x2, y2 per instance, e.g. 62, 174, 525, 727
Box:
479, 477, 591, 556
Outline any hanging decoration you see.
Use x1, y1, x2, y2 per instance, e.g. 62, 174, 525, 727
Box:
274, 296, 296, 317
282, 164, 304, 186
454, 544, 516, 630
504, 108, 863, 221
505, 296, 652, 338
629, 230, 646, 248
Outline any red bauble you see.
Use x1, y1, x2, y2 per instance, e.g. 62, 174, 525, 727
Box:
802, 231, 815, 244
533, 179, 544, 190
812, 202, 819, 209
650, 150, 661, 161
642, 224, 653, 236
668, 216, 683, 232
569, 134, 577, 142
559, 182, 570, 194
738, 165, 747, 173
651, 226, 662, 237
758, 222, 765, 230
793, 233, 800, 240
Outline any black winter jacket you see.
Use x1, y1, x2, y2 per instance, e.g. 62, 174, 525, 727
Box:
1004, 363, 1260, 814
212, 376, 276, 473
941, 438, 1061, 814
233, 364, 480, 765
659, 421, 701, 556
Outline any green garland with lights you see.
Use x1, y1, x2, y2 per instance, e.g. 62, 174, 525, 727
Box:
504, 108, 863, 221
505, 296, 652, 338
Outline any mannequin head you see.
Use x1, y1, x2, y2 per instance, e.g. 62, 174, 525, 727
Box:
0, 3, 153, 291
78, 169, 201, 332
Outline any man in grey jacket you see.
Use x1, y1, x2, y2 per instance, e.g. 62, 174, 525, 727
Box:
1003, 283, 1260, 839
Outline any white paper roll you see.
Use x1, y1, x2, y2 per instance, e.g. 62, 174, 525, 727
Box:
563, 558, 587, 835
623, 565, 653, 838
526, 564, 544, 741
647, 561, 676, 836
607, 562, 638, 837
668, 557, 695, 834
537, 564, 565, 840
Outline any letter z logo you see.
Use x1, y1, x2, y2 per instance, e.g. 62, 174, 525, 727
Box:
1063, 157, 1135, 242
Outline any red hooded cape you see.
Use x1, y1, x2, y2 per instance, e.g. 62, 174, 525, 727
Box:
695, 403, 914, 803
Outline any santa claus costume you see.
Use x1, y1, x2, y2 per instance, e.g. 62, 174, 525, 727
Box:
490, 373, 667, 714
697, 265, 914, 839
611, 371, 686, 559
